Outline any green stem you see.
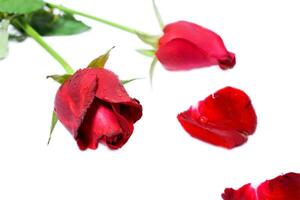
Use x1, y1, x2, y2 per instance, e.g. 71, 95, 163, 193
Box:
15, 20, 74, 74
47, 2, 147, 35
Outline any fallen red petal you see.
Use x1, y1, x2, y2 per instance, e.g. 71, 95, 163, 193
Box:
222, 173, 300, 200
257, 173, 300, 200
222, 183, 257, 200
177, 86, 257, 149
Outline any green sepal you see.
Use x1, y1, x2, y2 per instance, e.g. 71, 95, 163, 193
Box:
136, 32, 160, 48
121, 78, 143, 85
149, 57, 158, 85
136, 49, 155, 57
28, 10, 90, 36
152, 0, 164, 30
47, 74, 71, 84
47, 111, 58, 145
0, 0, 44, 14
88, 47, 115, 68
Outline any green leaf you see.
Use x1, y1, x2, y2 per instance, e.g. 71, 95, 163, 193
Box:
136, 32, 159, 48
0, 0, 44, 14
47, 111, 58, 145
28, 10, 90, 36
88, 47, 115, 68
136, 49, 155, 57
149, 57, 158, 85
152, 0, 164, 30
47, 74, 71, 84
121, 78, 143, 85
0, 19, 9, 60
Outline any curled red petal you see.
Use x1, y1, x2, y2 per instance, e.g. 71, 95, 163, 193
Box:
177, 87, 257, 149
77, 100, 124, 150
222, 183, 257, 200
257, 173, 300, 200
157, 21, 235, 70
94, 68, 142, 123
54, 69, 98, 137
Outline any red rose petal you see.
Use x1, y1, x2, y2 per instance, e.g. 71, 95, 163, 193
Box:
156, 38, 216, 71
257, 173, 300, 200
77, 100, 123, 150
177, 87, 257, 149
156, 21, 235, 70
222, 183, 257, 200
55, 69, 98, 137
222, 173, 300, 200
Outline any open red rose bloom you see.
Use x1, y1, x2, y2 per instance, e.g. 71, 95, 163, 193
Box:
54, 68, 142, 150
222, 172, 300, 200
177, 87, 257, 149
156, 21, 236, 71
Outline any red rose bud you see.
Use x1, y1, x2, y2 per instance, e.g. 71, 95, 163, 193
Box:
54, 68, 142, 150
156, 21, 235, 71
177, 87, 257, 149
222, 173, 300, 200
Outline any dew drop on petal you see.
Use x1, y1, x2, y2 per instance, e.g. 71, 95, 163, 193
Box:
199, 116, 208, 124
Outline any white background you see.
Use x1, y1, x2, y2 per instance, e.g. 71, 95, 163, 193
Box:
1, 0, 300, 199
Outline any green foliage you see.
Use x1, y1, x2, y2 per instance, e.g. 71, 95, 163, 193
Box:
0, 0, 44, 14
47, 111, 58, 145
47, 74, 71, 84
136, 32, 159, 48
149, 57, 158, 84
28, 10, 90, 36
121, 78, 143, 85
136, 49, 155, 57
88, 47, 115, 68
152, 0, 164, 30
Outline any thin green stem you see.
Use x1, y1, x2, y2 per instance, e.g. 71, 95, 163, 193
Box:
47, 2, 147, 35
15, 20, 74, 74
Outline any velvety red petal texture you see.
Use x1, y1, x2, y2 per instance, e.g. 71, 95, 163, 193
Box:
156, 21, 235, 71
54, 68, 142, 150
222, 173, 300, 200
257, 173, 300, 200
177, 86, 257, 149
222, 184, 257, 200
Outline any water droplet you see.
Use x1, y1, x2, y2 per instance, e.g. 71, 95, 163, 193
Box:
199, 116, 208, 124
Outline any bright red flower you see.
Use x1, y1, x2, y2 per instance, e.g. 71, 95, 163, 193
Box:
156, 21, 235, 71
54, 68, 142, 150
222, 173, 300, 200
177, 87, 257, 149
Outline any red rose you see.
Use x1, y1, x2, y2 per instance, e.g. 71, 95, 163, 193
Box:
156, 21, 235, 71
54, 68, 142, 150
177, 87, 257, 149
222, 173, 300, 200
